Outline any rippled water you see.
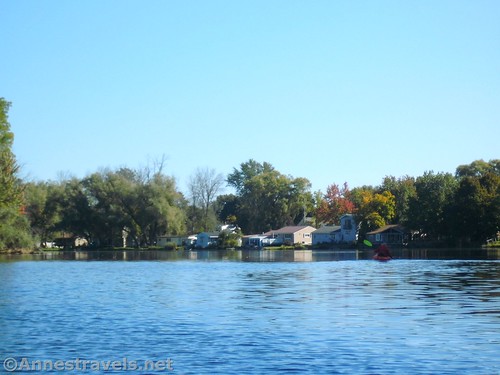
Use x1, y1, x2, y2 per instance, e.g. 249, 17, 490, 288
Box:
1, 258, 499, 374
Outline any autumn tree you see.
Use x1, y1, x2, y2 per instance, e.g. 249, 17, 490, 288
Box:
316, 182, 355, 225
351, 186, 396, 240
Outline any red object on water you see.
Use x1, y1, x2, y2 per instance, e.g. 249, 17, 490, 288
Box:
374, 243, 392, 261
373, 254, 392, 262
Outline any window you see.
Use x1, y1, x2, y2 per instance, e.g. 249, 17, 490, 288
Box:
343, 219, 352, 230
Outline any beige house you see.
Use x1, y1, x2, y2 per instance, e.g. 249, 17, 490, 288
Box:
264, 226, 316, 245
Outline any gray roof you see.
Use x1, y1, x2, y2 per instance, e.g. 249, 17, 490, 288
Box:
312, 226, 341, 234
366, 224, 405, 235
264, 226, 316, 235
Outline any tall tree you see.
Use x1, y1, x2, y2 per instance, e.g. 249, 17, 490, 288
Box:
227, 159, 275, 194
446, 172, 500, 245
24, 181, 64, 245
215, 194, 239, 224
379, 175, 416, 224
455, 159, 500, 178
51, 162, 186, 247
406, 171, 458, 241
228, 160, 312, 234
188, 167, 225, 232
0, 98, 21, 208
0, 98, 32, 250
351, 186, 396, 238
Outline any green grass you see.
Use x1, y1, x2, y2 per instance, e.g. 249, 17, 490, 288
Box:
484, 241, 500, 248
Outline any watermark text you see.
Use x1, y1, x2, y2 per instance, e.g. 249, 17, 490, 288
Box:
3, 356, 173, 372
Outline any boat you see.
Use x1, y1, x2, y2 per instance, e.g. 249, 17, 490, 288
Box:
373, 254, 392, 262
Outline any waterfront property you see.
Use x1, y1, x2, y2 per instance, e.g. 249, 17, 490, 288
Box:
264, 225, 316, 246
311, 214, 358, 246
157, 235, 196, 248
242, 234, 277, 248
195, 232, 220, 248
366, 224, 409, 246
311, 225, 341, 246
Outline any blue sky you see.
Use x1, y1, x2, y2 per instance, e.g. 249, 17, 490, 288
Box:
2, 1, 499, 194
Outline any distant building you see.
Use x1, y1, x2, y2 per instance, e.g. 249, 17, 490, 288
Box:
366, 224, 409, 246
264, 226, 316, 245
311, 214, 358, 246
157, 235, 196, 248
312, 225, 341, 246
195, 232, 220, 249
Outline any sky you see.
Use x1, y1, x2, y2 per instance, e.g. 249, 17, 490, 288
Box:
1, 0, 499, 195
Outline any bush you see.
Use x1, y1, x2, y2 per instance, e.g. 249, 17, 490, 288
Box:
0, 207, 34, 251
163, 242, 178, 250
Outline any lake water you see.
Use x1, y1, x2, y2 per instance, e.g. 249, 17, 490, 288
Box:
1, 250, 499, 374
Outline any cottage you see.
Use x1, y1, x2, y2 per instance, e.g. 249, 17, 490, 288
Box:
311, 225, 341, 246
312, 214, 358, 246
157, 235, 196, 248
264, 226, 316, 245
242, 234, 277, 248
195, 232, 220, 248
366, 224, 409, 246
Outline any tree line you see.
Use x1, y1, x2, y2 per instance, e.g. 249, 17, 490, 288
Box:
1, 97, 499, 250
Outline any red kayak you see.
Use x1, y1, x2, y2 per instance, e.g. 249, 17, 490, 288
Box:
373, 254, 392, 262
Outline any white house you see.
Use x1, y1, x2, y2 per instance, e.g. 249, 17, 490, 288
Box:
242, 235, 277, 248
339, 214, 357, 243
195, 232, 220, 249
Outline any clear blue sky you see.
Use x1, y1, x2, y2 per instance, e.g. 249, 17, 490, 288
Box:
2, 0, 499, 194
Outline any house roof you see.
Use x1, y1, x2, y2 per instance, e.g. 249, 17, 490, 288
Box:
264, 226, 316, 235
198, 232, 220, 237
243, 234, 268, 239
366, 224, 406, 235
312, 226, 341, 234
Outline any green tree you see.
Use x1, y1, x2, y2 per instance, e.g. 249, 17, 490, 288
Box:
24, 181, 64, 245
218, 228, 243, 249
379, 175, 416, 224
228, 160, 312, 234
227, 159, 275, 194
215, 194, 240, 224
0, 98, 21, 208
455, 159, 500, 178
50, 162, 186, 248
57, 177, 95, 243
0, 98, 33, 250
406, 171, 458, 242
447, 172, 500, 245
93, 166, 186, 246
